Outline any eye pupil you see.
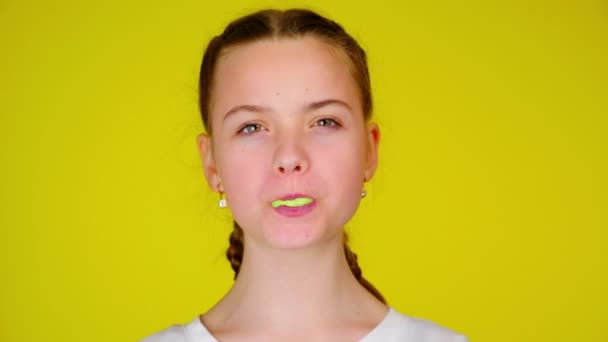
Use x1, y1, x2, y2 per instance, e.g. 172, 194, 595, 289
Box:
243, 124, 260, 134
319, 118, 332, 126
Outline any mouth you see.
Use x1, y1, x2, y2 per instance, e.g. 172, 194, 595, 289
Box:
271, 194, 317, 218
271, 197, 314, 208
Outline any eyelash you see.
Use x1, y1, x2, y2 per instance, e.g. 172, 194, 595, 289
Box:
237, 118, 341, 135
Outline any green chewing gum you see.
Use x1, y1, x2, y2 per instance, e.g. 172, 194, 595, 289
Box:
272, 197, 313, 208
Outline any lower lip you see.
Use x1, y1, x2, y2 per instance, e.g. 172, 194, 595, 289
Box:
273, 201, 316, 218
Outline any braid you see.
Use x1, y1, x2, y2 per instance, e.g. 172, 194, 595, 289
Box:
343, 232, 387, 304
226, 221, 244, 279
343, 235, 362, 279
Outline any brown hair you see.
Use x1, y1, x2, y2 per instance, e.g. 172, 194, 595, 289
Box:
198, 8, 385, 304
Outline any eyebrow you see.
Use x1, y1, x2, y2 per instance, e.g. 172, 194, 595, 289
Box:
223, 104, 271, 122
308, 99, 352, 113
222, 99, 353, 122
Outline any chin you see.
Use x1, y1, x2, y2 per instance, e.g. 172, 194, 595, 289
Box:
262, 223, 322, 249
258, 220, 343, 250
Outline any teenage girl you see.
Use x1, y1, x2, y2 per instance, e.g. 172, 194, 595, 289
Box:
143, 8, 468, 342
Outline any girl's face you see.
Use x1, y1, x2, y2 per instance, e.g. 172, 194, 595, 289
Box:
198, 37, 379, 249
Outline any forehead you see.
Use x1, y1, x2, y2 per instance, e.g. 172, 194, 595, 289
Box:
211, 37, 360, 119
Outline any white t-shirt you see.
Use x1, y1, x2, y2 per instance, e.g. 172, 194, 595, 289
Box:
141, 307, 468, 342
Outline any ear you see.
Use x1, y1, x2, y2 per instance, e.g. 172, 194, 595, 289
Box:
196, 133, 222, 192
363, 122, 380, 182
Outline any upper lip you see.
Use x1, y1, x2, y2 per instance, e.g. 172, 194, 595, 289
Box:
276, 193, 315, 201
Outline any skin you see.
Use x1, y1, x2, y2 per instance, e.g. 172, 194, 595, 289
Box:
197, 36, 383, 341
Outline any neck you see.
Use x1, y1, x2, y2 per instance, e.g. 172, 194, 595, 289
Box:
206, 233, 384, 331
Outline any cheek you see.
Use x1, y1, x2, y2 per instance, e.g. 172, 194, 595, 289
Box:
317, 137, 366, 195
318, 150, 365, 227
216, 145, 266, 209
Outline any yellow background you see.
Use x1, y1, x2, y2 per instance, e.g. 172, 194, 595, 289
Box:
1, 1, 606, 341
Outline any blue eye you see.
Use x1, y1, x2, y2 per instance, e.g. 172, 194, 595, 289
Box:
238, 123, 263, 135
315, 118, 339, 128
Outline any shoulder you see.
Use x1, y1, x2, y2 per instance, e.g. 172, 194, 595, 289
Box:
366, 307, 469, 342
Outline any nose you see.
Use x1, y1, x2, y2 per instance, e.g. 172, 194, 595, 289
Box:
272, 140, 309, 176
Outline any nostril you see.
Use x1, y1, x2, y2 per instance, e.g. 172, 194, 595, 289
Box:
277, 165, 302, 174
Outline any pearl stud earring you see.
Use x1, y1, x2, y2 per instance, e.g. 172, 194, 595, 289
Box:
219, 191, 227, 208
361, 176, 367, 198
